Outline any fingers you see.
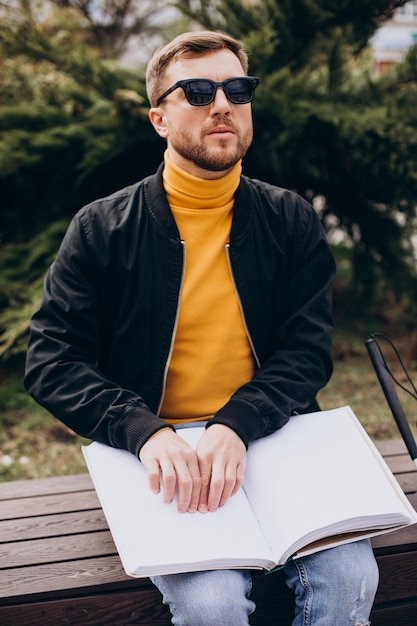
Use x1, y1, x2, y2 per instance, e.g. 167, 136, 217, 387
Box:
144, 457, 163, 494
165, 455, 201, 513
197, 463, 211, 514
139, 425, 246, 515
198, 458, 245, 513
196, 425, 246, 514
139, 430, 201, 513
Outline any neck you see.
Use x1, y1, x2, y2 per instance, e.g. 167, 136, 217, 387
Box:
163, 151, 241, 210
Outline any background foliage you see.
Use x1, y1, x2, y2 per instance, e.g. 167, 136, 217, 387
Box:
1, 0, 417, 478
0, 2, 416, 367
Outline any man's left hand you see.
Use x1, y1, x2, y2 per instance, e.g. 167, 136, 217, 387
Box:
195, 424, 246, 514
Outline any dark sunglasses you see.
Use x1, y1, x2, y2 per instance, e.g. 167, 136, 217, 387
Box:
156, 76, 260, 107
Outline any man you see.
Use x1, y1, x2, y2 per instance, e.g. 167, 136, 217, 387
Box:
25, 31, 379, 625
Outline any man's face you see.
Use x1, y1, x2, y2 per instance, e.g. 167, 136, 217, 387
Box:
149, 49, 254, 179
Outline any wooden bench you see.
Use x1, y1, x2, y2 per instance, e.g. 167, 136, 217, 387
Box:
0, 439, 416, 626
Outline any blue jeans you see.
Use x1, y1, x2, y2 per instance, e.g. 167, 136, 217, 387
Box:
151, 539, 379, 625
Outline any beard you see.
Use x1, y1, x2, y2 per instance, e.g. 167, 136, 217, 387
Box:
170, 118, 253, 172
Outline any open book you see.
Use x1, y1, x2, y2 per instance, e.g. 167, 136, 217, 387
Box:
82, 406, 417, 578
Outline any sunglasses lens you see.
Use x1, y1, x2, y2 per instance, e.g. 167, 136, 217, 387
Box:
225, 78, 255, 104
184, 78, 257, 106
186, 80, 215, 105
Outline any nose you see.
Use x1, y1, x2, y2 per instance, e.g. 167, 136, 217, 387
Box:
210, 86, 232, 114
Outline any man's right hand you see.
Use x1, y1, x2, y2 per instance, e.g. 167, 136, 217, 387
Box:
139, 429, 202, 513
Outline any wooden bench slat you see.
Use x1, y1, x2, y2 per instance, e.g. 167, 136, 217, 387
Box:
371, 602, 417, 626
393, 472, 417, 494
381, 454, 417, 474
0, 577, 295, 626
0, 588, 172, 626
0, 490, 100, 521
0, 555, 144, 603
5, 584, 415, 626
374, 439, 411, 456
0, 508, 108, 543
405, 492, 417, 508
0, 474, 92, 500
375, 550, 417, 603
1, 530, 117, 569
372, 522, 417, 552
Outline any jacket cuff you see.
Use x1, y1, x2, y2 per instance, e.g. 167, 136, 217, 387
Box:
206, 398, 267, 448
107, 404, 176, 457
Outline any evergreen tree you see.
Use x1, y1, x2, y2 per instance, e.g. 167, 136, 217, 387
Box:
0, 0, 172, 359
178, 0, 417, 312
1, 0, 417, 360
0, 3, 165, 243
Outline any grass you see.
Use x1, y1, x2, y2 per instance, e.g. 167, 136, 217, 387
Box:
0, 365, 89, 481
318, 332, 417, 440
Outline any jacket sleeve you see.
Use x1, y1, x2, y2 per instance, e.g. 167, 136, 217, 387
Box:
208, 195, 336, 447
24, 212, 174, 457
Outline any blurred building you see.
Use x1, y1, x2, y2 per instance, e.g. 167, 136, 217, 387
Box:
371, 1, 417, 73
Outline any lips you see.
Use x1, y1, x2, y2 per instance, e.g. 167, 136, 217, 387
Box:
208, 126, 235, 136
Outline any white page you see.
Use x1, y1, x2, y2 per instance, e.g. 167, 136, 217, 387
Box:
83, 427, 273, 577
244, 406, 416, 565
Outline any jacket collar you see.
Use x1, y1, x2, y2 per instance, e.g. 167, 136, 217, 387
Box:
144, 162, 253, 242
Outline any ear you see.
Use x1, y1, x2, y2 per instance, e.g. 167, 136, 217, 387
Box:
149, 107, 169, 139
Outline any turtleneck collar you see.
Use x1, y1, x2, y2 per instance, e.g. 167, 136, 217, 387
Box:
162, 150, 242, 211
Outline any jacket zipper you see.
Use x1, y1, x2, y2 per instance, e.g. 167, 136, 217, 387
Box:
156, 240, 186, 416
226, 243, 261, 368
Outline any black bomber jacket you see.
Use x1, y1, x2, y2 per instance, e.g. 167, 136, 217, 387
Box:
24, 164, 336, 457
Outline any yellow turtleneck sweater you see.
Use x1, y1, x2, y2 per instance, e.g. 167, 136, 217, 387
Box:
159, 152, 255, 424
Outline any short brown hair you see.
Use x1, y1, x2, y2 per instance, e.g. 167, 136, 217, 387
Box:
146, 31, 249, 107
